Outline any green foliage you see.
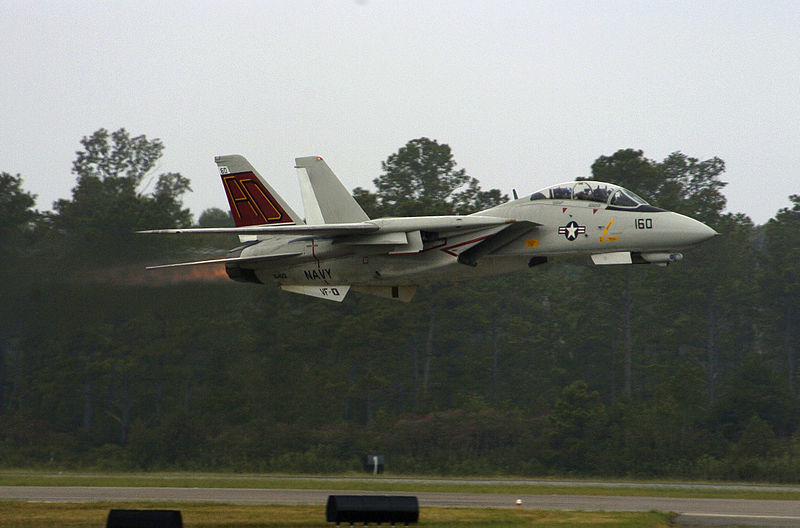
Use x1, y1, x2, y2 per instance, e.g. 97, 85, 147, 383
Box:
51, 128, 192, 262
198, 207, 234, 227
590, 148, 727, 223
591, 149, 662, 194
659, 151, 727, 222
3, 137, 800, 483
547, 381, 608, 472
711, 355, 796, 439
761, 195, 800, 390
0, 173, 38, 235
377, 137, 468, 215
355, 137, 507, 217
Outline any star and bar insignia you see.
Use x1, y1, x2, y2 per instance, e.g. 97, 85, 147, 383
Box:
558, 221, 586, 241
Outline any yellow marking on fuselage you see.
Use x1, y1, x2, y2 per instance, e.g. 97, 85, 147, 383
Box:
599, 217, 617, 242
525, 239, 539, 248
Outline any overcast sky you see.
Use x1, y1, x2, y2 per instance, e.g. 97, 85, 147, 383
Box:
2, 1, 798, 225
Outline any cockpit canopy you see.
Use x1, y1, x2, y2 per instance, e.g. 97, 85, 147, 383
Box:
528, 181, 650, 208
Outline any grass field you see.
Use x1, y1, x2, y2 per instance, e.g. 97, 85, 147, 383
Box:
1, 470, 799, 501
0, 502, 673, 528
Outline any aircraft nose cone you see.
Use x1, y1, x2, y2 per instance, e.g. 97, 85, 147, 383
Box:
682, 215, 719, 245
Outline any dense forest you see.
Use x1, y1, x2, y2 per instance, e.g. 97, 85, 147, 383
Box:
1, 129, 799, 482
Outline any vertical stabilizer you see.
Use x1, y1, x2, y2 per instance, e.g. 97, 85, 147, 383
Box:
215, 155, 304, 227
295, 156, 370, 224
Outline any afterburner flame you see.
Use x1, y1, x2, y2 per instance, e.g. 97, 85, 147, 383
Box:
78, 263, 229, 286
153, 265, 229, 284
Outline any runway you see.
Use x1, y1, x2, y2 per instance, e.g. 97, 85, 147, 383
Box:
2, 485, 800, 526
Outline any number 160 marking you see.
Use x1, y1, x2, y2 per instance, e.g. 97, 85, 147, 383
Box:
635, 218, 653, 229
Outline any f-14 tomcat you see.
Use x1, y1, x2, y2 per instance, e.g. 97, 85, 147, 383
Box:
142, 155, 718, 302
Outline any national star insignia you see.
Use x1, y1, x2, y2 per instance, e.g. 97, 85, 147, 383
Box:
558, 221, 587, 241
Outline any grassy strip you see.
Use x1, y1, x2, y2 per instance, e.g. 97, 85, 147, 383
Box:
0, 501, 672, 528
1, 471, 799, 501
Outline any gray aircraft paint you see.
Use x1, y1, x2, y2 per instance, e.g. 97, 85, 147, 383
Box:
143, 156, 717, 302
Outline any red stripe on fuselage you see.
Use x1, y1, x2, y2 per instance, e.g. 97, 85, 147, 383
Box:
439, 235, 493, 257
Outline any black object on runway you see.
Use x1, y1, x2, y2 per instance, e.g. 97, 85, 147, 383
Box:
326, 495, 418, 525
107, 509, 182, 528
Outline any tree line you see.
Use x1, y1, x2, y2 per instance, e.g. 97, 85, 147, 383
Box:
1, 129, 798, 481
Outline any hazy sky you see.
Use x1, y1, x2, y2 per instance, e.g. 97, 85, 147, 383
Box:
2, 1, 798, 225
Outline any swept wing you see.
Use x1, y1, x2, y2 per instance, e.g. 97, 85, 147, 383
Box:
138, 216, 518, 238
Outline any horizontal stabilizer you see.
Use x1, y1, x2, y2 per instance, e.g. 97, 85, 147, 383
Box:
146, 251, 302, 270
337, 231, 409, 246
281, 284, 350, 302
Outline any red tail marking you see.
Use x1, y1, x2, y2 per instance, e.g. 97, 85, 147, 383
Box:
221, 172, 293, 226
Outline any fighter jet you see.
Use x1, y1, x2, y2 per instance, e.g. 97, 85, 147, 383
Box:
141, 155, 718, 302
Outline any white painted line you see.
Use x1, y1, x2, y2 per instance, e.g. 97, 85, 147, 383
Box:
684, 512, 800, 521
